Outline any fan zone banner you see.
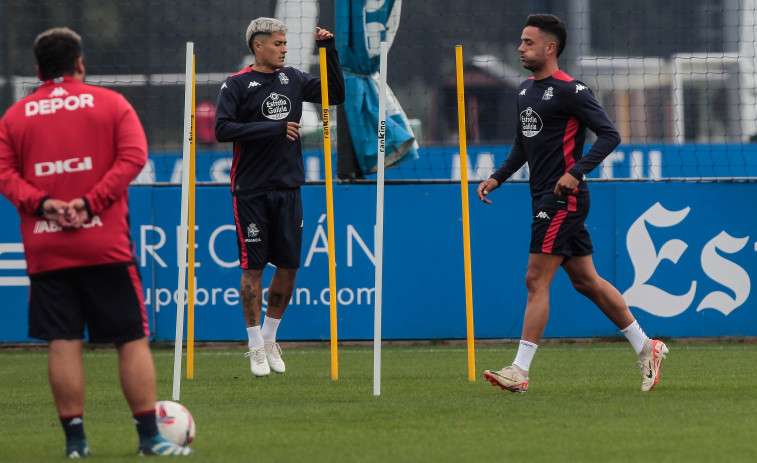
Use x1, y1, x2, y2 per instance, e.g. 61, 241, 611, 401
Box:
0, 182, 755, 342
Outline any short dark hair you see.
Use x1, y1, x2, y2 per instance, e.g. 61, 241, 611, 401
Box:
34, 27, 82, 81
525, 14, 567, 57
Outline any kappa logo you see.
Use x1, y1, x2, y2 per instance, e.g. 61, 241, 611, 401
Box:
220, 82, 228, 90
535, 211, 550, 220
519, 89, 527, 96
278, 73, 289, 85
33, 216, 103, 234
542, 86, 553, 100
248, 81, 261, 88
261, 92, 291, 121
48, 87, 69, 98
575, 84, 587, 93
520, 106, 543, 137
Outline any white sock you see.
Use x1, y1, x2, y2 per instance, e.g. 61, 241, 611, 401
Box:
621, 320, 649, 355
513, 340, 538, 372
261, 316, 281, 343
246, 326, 264, 350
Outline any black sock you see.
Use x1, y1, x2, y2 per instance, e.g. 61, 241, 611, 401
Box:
60, 415, 86, 443
133, 409, 159, 439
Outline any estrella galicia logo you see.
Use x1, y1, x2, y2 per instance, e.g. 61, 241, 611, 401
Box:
262, 92, 291, 120
520, 106, 542, 137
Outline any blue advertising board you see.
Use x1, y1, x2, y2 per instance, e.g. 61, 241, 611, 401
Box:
0, 181, 755, 342
614, 183, 756, 337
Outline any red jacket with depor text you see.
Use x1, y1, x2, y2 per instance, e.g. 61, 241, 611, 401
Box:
0, 76, 147, 275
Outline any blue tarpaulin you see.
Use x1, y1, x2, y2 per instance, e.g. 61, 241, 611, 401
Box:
335, 0, 418, 174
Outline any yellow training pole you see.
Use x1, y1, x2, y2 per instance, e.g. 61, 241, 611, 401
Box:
187, 54, 196, 379
455, 45, 476, 382
319, 47, 339, 380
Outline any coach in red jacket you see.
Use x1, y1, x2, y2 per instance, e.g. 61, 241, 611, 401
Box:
0, 28, 191, 457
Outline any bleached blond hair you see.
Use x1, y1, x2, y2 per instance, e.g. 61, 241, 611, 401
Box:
245, 17, 288, 54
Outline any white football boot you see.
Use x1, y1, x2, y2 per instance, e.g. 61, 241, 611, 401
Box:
638, 339, 668, 391
245, 347, 270, 377
483, 364, 529, 393
264, 341, 286, 374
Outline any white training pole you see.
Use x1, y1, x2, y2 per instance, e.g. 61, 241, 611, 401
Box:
173, 41, 193, 401
374, 41, 388, 397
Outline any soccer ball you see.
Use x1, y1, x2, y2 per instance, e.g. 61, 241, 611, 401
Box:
156, 400, 195, 447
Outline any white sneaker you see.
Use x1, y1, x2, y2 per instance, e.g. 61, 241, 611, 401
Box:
265, 341, 286, 374
638, 339, 668, 391
244, 347, 270, 377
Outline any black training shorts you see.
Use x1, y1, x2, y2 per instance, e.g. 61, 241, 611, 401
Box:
28, 262, 149, 343
530, 194, 593, 259
232, 187, 303, 269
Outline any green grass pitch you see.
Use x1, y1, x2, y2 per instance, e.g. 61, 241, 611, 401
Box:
1, 341, 756, 462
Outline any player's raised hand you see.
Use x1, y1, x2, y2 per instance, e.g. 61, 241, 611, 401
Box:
314, 27, 334, 41
477, 178, 500, 204
286, 121, 301, 141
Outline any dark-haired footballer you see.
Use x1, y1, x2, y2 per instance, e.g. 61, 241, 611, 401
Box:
478, 14, 668, 394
